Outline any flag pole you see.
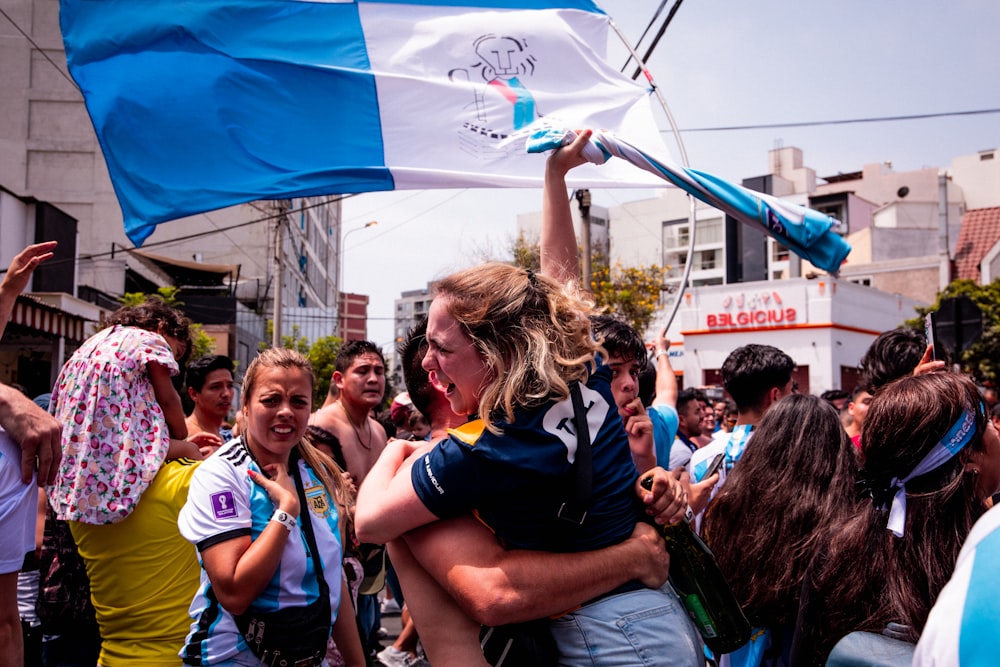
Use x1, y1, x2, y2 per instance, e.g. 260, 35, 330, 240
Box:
601, 4, 697, 334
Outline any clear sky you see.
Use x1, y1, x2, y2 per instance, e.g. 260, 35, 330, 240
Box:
342, 0, 1000, 351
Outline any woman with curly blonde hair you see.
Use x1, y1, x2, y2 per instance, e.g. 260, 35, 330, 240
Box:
356, 260, 700, 667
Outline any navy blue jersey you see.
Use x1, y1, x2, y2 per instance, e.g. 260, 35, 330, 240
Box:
412, 365, 639, 551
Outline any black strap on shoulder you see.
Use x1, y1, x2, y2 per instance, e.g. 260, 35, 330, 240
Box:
557, 381, 592, 525
291, 457, 330, 599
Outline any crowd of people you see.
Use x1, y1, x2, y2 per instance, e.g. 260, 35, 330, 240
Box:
1, 131, 998, 667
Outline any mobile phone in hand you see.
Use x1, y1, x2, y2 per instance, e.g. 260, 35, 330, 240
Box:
704, 453, 725, 479
924, 312, 947, 362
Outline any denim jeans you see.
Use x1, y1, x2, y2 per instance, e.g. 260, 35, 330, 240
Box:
549, 582, 703, 667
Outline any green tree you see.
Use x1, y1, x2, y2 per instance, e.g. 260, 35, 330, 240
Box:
119, 288, 215, 359
306, 335, 342, 406
261, 322, 343, 406
905, 278, 1000, 385
510, 231, 542, 272
589, 253, 666, 336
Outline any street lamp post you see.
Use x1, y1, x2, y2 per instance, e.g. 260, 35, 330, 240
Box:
339, 220, 378, 295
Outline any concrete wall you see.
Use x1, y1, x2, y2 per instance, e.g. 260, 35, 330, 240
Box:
951, 149, 1000, 210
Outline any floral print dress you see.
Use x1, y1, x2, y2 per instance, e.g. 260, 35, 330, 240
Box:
48, 325, 179, 524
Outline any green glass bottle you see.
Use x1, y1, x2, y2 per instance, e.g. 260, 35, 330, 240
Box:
641, 476, 751, 655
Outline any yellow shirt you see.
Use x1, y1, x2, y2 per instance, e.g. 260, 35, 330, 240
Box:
71, 459, 201, 666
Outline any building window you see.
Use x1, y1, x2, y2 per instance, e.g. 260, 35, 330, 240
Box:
848, 276, 873, 287
662, 219, 689, 251
696, 249, 719, 270
698, 218, 723, 245
677, 226, 690, 248
693, 276, 723, 287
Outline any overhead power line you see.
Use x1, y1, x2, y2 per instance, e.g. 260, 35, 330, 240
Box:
673, 108, 1000, 133
620, 0, 670, 74
629, 0, 687, 82
0, 195, 355, 277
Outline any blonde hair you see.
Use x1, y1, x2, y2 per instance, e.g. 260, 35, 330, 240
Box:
242, 348, 351, 520
434, 262, 599, 432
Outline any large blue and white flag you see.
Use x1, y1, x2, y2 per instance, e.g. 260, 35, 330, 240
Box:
60, 0, 667, 245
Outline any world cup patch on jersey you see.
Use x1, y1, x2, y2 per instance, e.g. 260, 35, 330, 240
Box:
304, 483, 330, 518
210, 490, 237, 519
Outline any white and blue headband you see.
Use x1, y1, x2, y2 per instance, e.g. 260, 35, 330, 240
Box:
876, 405, 980, 538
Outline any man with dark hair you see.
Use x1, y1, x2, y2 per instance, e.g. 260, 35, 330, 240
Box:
311, 340, 388, 487
398, 319, 438, 423
671, 388, 704, 469
309, 339, 388, 658
184, 354, 235, 455
845, 384, 873, 448
590, 314, 656, 473
858, 327, 930, 393
820, 388, 850, 411
719, 344, 796, 418
687, 344, 796, 515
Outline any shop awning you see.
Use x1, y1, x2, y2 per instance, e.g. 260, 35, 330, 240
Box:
11, 295, 88, 343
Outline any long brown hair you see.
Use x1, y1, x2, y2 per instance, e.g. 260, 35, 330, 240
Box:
801, 372, 987, 662
703, 394, 859, 628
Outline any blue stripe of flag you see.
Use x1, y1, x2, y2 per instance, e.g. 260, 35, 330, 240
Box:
61, 0, 393, 245
959, 525, 1000, 666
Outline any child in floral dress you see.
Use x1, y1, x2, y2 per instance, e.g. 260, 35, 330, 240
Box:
48, 298, 201, 524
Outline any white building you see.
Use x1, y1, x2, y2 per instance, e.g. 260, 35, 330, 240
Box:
672, 278, 922, 393
516, 202, 611, 260
390, 287, 434, 384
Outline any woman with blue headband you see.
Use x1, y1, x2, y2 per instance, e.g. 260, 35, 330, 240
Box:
790, 371, 1000, 666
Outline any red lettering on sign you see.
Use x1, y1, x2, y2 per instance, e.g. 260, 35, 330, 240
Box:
705, 307, 798, 328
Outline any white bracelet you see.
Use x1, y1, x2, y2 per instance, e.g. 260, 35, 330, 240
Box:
271, 509, 297, 532
655, 350, 670, 360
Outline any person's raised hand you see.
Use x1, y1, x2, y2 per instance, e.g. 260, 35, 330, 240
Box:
0, 241, 57, 299
547, 128, 593, 177
913, 343, 946, 376
653, 325, 671, 358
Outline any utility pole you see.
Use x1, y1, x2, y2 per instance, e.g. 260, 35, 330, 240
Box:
272, 199, 290, 348
575, 189, 592, 291
938, 171, 952, 290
